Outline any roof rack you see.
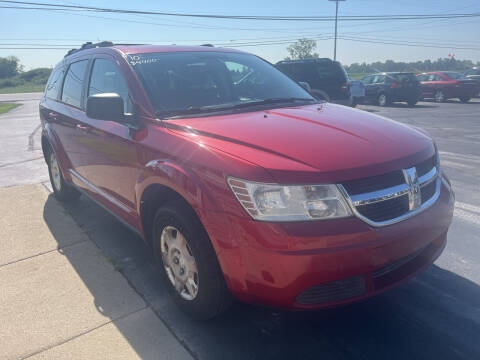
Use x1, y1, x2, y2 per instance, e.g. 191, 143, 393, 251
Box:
200, 44, 214, 47
64, 41, 114, 57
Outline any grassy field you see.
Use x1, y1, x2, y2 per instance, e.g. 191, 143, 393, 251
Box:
348, 73, 371, 80
0, 84, 45, 94
0, 103, 22, 114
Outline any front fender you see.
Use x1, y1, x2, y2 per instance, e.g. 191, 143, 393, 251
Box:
135, 160, 244, 289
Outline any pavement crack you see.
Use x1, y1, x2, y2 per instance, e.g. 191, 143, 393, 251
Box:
20, 305, 150, 360
0, 156, 44, 169
0, 239, 88, 269
28, 124, 42, 151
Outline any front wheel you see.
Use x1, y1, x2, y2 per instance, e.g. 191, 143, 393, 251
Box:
48, 151, 80, 202
153, 201, 232, 319
434, 90, 445, 103
407, 99, 417, 107
377, 93, 389, 107
459, 96, 471, 103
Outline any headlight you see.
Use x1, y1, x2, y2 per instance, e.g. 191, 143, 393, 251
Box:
227, 178, 352, 221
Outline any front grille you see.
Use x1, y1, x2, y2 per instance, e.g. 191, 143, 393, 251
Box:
340, 155, 439, 226
341, 170, 404, 195
356, 194, 409, 222
416, 155, 436, 177
421, 180, 436, 202
296, 276, 366, 305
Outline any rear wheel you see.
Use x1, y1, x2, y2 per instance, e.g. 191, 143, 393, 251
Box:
153, 201, 232, 319
459, 96, 471, 103
377, 93, 389, 107
434, 90, 445, 103
407, 99, 417, 107
48, 150, 80, 202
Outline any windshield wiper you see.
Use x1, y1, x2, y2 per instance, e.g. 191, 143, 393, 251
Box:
198, 97, 316, 111
156, 97, 316, 118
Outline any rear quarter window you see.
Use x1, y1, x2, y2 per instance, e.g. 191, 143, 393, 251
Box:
45, 67, 64, 100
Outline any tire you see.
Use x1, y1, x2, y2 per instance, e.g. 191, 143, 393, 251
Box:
459, 96, 471, 103
407, 99, 417, 107
377, 93, 389, 107
434, 90, 445, 103
153, 201, 232, 320
47, 150, 81, 202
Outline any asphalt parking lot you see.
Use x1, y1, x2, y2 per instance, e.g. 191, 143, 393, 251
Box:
1, 94, 479, 359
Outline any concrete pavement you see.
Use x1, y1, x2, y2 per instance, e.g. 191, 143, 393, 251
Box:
0, 184, 192, 359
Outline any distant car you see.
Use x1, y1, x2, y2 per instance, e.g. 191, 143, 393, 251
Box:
464, 67, 480, 96
361, 72, 421, 107
416, 71, 477, 103
348, 77, 365, 107
276, 58, 351, 105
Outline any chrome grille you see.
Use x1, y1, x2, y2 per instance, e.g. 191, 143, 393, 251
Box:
339, 155, 441, 227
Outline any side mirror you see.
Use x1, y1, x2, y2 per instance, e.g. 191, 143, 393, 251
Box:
299, 81, 311, 92
86, 93, 124, 121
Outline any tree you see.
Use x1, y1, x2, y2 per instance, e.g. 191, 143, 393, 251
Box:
286, 39, 319, 60
0, 56, 23, 79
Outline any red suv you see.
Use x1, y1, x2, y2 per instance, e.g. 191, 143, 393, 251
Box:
40, 43, 455, 319
417, 71, 477, 103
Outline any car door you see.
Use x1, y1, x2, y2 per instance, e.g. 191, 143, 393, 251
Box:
75, 56, 141, 224
52, 59, 91, 176
362, 76, 375, 100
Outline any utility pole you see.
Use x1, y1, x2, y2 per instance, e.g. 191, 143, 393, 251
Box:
329, 0, 345, 61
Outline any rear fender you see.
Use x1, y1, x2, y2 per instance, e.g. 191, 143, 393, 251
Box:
42, 123, 74, 182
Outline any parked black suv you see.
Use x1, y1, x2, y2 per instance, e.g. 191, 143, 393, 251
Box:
361, 72, 421, 107
276, 58, 350, 105
464, 67, 480, 96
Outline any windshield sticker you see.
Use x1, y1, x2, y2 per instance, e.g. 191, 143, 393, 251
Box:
126, 55, 160, 66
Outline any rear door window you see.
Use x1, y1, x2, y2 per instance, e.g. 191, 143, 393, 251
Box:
61, 60, 88, 108
391, 73, 417, 83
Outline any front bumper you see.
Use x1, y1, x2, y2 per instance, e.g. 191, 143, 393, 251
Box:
221, 179, 454, 309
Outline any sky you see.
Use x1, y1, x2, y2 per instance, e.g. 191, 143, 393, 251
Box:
0, 0, 479, 70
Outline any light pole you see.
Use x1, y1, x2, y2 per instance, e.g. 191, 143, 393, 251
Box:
329, 0, 345, 61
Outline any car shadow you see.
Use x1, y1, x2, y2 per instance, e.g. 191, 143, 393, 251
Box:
45, 194, 480, 360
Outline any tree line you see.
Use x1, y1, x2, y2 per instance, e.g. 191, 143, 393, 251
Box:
284, 38, 479, 73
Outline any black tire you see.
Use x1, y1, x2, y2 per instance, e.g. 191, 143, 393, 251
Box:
407, 99, 417, 107
47, 149, 81, 202
377, 93, 389, 107
459, 96, 471, 103
153, 200, 232, 320
434, 90, 445, 103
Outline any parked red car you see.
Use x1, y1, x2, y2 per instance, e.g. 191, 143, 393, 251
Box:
40, 42, 454, 319
417, 71, 477, 103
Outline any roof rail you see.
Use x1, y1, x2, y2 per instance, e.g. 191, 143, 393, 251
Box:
200, 44, 214, 47
64, 41, 114, 57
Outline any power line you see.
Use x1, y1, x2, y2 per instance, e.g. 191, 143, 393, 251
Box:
1, 1, 480, 21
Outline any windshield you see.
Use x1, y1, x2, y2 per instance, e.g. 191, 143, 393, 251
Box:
127, 51, 315, 117
442, 71, 467, 80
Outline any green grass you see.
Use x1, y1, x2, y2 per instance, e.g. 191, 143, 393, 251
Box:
0, 83, 45, 94
0, 103, 21, 114
348, 73, 372, 80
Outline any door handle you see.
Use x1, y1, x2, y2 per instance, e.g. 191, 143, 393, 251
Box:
48, 112, 59, 119
76, 124, 89, 131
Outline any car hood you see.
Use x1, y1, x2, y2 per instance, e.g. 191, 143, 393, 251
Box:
164, 103, 434, 183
